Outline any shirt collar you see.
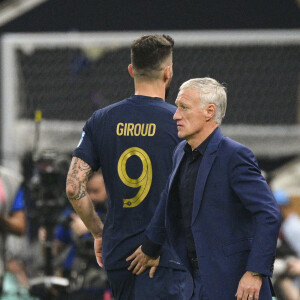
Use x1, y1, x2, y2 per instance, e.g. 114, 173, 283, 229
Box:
130, 95, 163, 102
184, 128, 218, 156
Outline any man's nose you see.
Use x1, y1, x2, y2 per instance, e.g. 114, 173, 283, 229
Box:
173, 109, 180, 120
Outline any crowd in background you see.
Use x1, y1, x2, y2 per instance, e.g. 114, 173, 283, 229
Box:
0, 161, 112, 300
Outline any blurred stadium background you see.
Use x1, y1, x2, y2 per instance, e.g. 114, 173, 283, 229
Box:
0, 1, 300, 298
1, 31, 300, 173
0, 0, 299, 196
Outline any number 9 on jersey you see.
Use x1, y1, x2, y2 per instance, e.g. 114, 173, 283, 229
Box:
117, 147, 153, 208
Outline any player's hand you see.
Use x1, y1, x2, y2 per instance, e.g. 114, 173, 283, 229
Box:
94, 236, 103, 268
126, 246, 160, 278
235, 271, 262, 300
70, 213, 89, 236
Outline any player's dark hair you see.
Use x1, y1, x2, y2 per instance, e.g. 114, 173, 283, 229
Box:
131, 34, 174, 78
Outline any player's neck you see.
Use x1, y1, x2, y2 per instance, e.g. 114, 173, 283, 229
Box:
134, 80, 166, 101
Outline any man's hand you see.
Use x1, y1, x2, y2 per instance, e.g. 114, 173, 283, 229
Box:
94, 237, 103, 268
0, 211, 26, 236
235, 271, 262, 300
126, 246, 160, 278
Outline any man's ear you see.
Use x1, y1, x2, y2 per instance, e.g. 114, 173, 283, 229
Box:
205, 104, 216, 121
163, 65, 172, 83
128, 64, 134, 78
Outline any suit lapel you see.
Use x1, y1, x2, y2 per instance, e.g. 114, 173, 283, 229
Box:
191, 128, 223, 225
168, 145, 185, 191
166, 143, 185, 222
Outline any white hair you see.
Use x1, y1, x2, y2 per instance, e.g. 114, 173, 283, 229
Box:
179, 77, 227, 124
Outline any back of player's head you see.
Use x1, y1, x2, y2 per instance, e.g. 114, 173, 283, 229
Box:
131, 34, 174, 79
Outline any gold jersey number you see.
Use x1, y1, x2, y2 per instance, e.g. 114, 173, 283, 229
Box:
118, 147, 153, 208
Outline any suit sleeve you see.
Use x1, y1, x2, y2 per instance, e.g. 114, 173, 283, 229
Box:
142, 183, 168, 257
142, 143, 182, 257
229, 146, 281, 277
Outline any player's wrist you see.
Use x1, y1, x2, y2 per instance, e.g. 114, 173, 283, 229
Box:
92, 231, 103, 239
248, 271, 264, 277
141, 236, 162, 259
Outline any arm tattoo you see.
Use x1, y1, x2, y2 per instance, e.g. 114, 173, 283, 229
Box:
66, 175, 87, 201
67, 157, 93, 201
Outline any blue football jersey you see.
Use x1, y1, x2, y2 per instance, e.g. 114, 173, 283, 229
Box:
73, 95, 182, 270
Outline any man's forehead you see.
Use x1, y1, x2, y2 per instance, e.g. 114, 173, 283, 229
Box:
176, 89, 199, 102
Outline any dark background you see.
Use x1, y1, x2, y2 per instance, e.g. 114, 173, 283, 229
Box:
0, 0, 299, 173
0, 0, 299, 33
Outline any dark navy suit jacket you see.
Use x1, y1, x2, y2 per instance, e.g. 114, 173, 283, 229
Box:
146, 128, 281, 300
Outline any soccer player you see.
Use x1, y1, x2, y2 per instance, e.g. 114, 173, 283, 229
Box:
66, 34, 187, 300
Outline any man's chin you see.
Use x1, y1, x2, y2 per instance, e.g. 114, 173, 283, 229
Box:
177, 131, 186, 139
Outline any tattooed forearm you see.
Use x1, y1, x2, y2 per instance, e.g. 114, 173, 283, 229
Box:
66, 157, 93, 201
66, 175, 87, 201
66, 157, 103, 239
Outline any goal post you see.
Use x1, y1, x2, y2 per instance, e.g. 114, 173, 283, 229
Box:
1, 30, 300, 171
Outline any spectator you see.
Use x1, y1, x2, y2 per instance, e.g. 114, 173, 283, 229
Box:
273, 189, 300, 300
274, 189, 300, 257
0, 166, 26, 295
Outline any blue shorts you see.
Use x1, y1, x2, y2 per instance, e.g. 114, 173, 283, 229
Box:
106, 266, 187, 300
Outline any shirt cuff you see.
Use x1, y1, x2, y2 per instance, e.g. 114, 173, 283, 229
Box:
141, 236, 162, 258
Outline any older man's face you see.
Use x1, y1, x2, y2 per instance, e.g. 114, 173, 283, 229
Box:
173, 89, 207, 142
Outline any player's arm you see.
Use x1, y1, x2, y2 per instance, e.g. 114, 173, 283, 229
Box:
66, 157, 104, 266
66, 157, 103, 237
0, 187, 26, 236
0, 210, 26, 236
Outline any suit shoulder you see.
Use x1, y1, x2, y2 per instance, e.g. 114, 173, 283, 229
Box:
222, 136, 252, 153
221, 136, 257, 164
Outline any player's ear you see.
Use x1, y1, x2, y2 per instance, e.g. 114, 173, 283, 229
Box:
163, 65, 172, 82
128, 64, 134, 78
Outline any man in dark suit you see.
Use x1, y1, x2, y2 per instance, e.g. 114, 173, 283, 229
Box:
127, 77, 282, 300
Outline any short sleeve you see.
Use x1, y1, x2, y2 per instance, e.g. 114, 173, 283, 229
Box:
73, 113, 100, 170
